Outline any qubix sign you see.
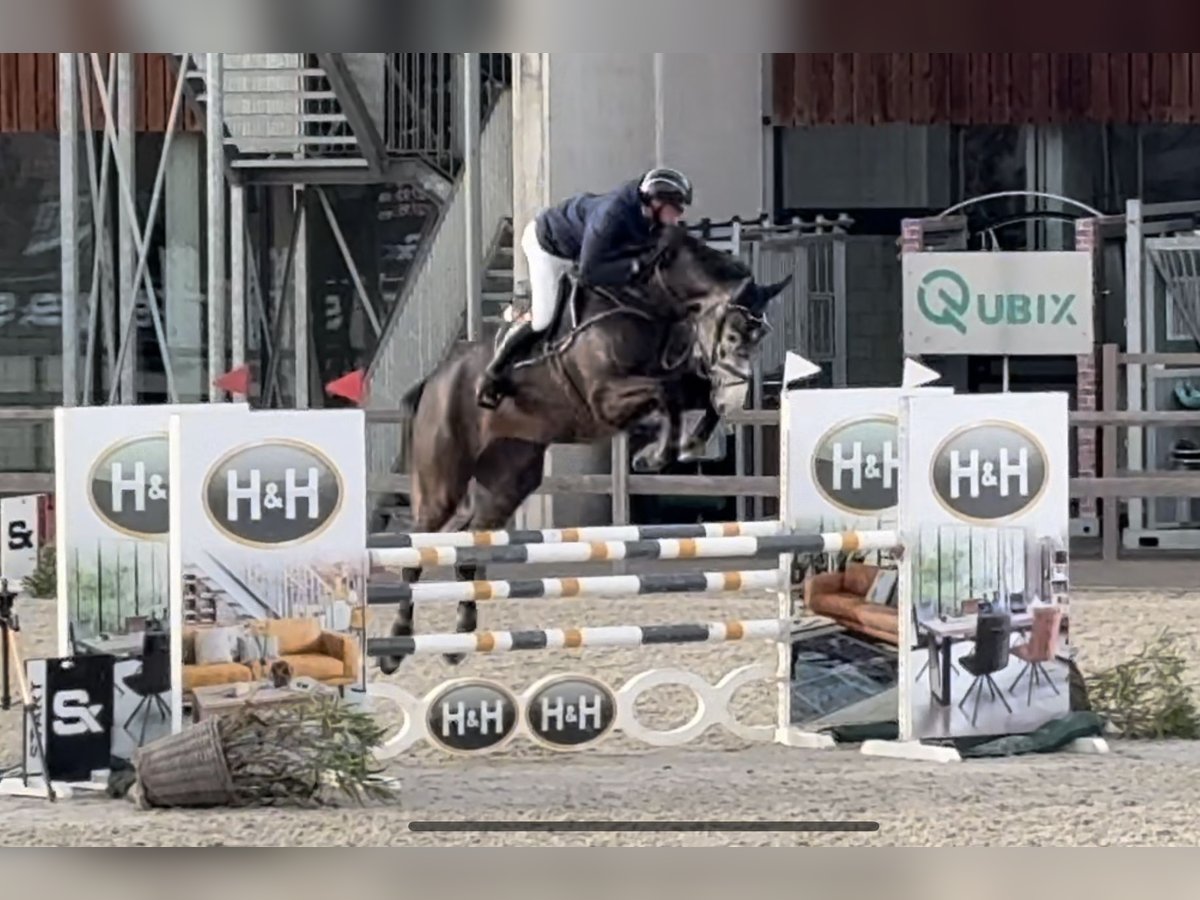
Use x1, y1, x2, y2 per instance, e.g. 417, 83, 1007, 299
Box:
903, 251, 1094, 355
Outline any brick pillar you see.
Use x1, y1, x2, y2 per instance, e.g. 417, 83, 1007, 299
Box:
1074, 218, 1099, 520
900, 218, 925, 254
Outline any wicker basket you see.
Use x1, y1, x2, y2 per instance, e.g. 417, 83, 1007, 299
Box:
133, 718, 237, 808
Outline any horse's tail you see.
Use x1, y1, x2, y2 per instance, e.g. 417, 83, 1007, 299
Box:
395, 377, 427, 478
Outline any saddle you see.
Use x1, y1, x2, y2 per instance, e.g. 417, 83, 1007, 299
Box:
510, 272, 582, 354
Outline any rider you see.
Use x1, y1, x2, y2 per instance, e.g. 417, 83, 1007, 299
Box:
476, 166, 694, 409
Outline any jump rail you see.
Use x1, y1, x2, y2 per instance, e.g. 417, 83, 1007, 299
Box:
367, 519, 786, 549
366, 618, 786, 657
368, 569, 785, 604
369, 530, 898, 569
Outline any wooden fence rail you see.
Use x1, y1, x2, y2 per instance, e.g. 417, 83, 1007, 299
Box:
6, 346, 1198, 565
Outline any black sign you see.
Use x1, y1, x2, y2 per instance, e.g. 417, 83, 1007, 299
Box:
204, 441, 343, 547
930, 422, 1048, 522
812, 415, 900, 515
43, 656, 115, 781
426, 680, 519, 754
89, 435, 170, 537
525, 675, 617, 750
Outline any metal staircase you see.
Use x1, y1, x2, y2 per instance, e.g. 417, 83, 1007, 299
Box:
171, 53, 453, 194
480, 218, 515, 344
364, 88, 513, 483
174, 53, 514, 508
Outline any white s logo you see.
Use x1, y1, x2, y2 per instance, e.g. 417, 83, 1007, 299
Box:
52, 690, 104, 736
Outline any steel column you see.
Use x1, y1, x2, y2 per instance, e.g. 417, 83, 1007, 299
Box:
229, 184, 247, 400
116, 54, 136, 402
58, 54, 79, 407
293, 193, 310, 409
206, 53, 227, 401
463, 52, 483, 341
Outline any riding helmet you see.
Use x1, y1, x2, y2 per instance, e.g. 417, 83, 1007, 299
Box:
639, 167, 694, 207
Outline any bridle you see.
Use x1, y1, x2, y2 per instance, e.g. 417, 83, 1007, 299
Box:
514, 235, 770, 386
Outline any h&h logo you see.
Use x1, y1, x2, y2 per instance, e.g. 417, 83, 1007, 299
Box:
812, 415, 900, 514
425, 680, 519, 754
204, 440, 344, 547
88, 435, 170, 537
930, 421, 1048, 522
525, 675, 616, 750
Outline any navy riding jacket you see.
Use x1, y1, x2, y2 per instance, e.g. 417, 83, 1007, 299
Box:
535, 179, 654, 286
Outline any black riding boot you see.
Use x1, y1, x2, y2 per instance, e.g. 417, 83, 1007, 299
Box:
477, 321, 538, 409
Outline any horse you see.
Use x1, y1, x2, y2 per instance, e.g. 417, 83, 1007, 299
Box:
377, 225, 791, 672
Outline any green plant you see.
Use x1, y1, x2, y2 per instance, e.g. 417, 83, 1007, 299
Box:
1084, 629, 1200, 740
22, 545, 56, 599
217, 696, 398, 807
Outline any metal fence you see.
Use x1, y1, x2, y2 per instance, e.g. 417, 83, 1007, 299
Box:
383, 53, 512, 178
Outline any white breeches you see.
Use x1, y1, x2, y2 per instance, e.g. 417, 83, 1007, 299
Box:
522, 219, 575, 332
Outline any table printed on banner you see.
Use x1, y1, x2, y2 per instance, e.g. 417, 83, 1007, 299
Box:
899, 392, 1069, 744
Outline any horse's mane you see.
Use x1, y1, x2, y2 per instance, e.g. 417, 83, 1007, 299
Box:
681, 233, 753, 283
652, 225, 753, 284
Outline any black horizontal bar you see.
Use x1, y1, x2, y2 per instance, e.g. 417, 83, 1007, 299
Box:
407, 820, 880, 833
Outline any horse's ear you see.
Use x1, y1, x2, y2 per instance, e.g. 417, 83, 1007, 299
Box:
747, 273, 794, 313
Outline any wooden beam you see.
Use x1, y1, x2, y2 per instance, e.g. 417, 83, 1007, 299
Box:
1119, 352, 1200, 365
1069, 410, 1200, 426
0, 409, 54, 422
1071, 475, 1200, 498
0, 473, 54, 492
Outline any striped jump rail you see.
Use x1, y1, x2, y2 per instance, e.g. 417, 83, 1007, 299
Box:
367, 520, 785, 550
369, 530, 899, 570
368, 569, 784, 605
366, 618, 786, 658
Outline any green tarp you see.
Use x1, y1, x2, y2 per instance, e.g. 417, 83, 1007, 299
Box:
822, 711, 1105, 757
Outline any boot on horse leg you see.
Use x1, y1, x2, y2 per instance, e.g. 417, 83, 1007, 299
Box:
378, 486, 474, 675
444, 563, 481, 667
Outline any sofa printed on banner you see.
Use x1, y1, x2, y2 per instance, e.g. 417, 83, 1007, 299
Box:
899, 392, 1072, 742
168, 409, 369, 734
781, 385, 950, 735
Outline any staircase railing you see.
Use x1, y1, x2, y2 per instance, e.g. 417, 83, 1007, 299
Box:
365, 89, 512, 479
384, 52, 511, 178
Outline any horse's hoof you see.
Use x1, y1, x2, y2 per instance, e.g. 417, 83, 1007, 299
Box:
632, 451, 665, 473
378, 655, 404, 675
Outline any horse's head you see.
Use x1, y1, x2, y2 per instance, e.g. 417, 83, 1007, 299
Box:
645, 227, 792, 416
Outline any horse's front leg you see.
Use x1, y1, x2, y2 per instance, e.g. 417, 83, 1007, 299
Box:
596, 378, 680, 473
677, 404, 721, 463
630, 410, 683, 473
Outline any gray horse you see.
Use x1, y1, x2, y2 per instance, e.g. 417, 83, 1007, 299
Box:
377, 225, 790, 672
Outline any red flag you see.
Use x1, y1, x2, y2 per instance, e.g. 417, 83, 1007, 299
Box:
326, 369, 367, 405
213, 365, 250, 396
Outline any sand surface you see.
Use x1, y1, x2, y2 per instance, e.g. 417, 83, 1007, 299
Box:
2, 587, 1200, 846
